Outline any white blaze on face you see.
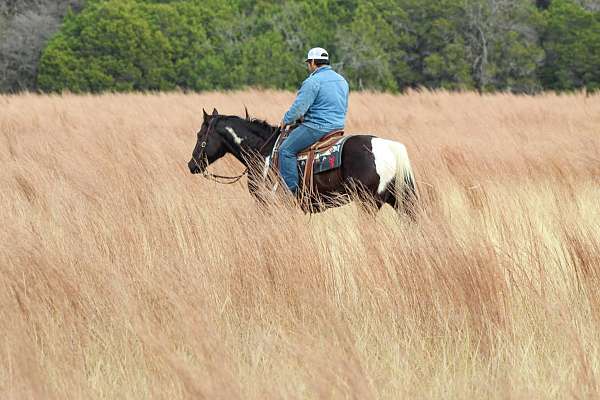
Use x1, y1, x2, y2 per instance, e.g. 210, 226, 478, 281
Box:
371, 138, 408, 194
225, 126, 244, 145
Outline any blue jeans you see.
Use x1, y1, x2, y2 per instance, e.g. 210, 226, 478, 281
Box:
279, 124, 329, 193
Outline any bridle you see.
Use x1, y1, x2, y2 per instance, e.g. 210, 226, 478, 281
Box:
192, 116, 248, 185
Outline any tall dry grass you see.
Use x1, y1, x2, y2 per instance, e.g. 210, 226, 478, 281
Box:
0, 90, 599, 399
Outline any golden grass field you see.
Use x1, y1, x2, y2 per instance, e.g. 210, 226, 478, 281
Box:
1, 90, 599, 399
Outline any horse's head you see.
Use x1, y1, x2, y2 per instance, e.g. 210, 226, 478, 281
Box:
188, 108, 227, 174
189, 107, 278, 175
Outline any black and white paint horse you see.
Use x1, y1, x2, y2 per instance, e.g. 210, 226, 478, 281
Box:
188, 108, 418, 216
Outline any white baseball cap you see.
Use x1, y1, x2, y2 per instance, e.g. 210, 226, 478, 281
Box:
305, 47, 329, 62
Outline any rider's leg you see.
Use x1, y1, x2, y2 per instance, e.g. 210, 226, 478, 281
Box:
279, 125, 327, 193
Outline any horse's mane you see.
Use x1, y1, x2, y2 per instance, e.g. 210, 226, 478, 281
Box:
220, 115, 277, 140
248, 117, 276, 131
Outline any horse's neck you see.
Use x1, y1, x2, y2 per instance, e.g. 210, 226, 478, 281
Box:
220, 121, 277, 165
258, 134, 277, 157
239, 123, 278, 158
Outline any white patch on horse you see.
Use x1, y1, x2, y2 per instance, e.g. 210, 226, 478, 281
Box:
263, 156, 271, 179
371, 138, 409, 194
225, 126, 243, 145
371, 138, 396, 194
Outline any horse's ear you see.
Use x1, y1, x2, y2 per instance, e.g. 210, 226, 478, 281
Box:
244, 106, 250, 120
202, 108, 209, 121
212, 108, 218, 116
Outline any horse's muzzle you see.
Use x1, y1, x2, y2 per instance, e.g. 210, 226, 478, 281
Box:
188, 159, 200, 174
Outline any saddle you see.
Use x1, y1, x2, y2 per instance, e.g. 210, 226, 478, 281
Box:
271, 129, 345, 191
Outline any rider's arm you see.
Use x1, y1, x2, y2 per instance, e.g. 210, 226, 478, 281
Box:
283, 78, 319, 125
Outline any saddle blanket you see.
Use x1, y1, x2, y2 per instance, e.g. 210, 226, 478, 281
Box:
297, 135, 351, 175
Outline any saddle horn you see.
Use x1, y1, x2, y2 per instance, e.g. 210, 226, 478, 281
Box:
244, 106, 250, 120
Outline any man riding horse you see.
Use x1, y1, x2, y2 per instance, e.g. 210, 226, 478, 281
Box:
278, 47, 349, 197
188, 48, 417, 217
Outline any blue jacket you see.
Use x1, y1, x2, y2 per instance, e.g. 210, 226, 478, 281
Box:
283, 66, 349, 132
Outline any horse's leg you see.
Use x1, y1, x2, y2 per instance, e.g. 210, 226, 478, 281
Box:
247, 169, 272, 210
359, 197, 384, 216
344, 179, 383, 217
334, 137, 385, 216
400, 181, 418, 221
383, 178, 418, 221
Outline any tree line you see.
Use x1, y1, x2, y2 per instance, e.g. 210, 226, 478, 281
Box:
1, 0, 599, 94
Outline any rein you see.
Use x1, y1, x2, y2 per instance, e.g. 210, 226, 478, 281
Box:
258, 126, 282, 155
193, 153, 247, 184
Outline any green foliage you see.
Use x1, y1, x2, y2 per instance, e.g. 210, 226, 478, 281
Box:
29, 0, 600, 93
38, 0, 235, 92
460, 0, 544, 93
335, 1, 402, 91
539, 0, 600, 91
397, 0, 474, 90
